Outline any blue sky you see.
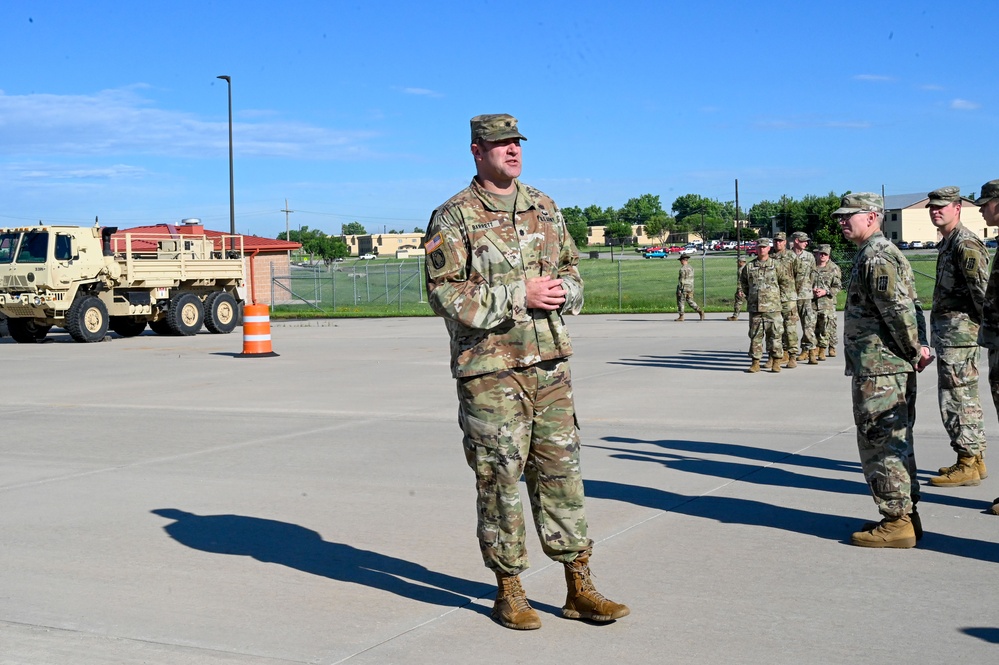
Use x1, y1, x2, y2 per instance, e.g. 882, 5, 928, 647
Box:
2, 1, 997, 238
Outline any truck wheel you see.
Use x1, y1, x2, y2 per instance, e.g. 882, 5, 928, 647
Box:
204, 292, 238, 334
7, 319, 52, 343
66, 295, 109, 343
167, 292, 204, 336
149, 319, 174, 336
110, 316, 147, 337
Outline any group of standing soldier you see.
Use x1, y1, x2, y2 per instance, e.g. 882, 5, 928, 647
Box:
739, 232, 842, 373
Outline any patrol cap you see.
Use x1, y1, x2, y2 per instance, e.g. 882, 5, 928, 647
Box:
791, 231, 809, 242
926, 186, 961, 207
757, 238, 773, 247
815, 243, 831, 254
833, 192, 884, 216
974, 179, 999, 206
737, 256, 746, 263
774, 231, 787, 241
470, 114, 527, 143
678, 252, 690, 260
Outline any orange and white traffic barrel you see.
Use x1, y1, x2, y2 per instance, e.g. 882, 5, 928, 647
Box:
237, 303, 279, 358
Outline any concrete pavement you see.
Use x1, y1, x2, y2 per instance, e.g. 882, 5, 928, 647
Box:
1, 313, 997, 664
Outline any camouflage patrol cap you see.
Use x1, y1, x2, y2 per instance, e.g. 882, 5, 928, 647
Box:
774, 231, 787, 241
832, 192, 884, 216
470, 114, 527, 143
791, 231, 809, 242
974, 180, 999, 206
815, 244, 831, 254
737, 256, 746, 263
926, 186, 961, 207
757, 238, 773, 247
679, 252, 690, 260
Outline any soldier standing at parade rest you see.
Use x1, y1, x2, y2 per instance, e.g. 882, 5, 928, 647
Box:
423, 114, 628, 630
728, 256, 747, 321
772, 231, 801, 368
740, 238, 791, 373
973, 179, 999, 515
837, 192, 933, 548
791, 231, 818, 364
922, 187, 989, 488
675, 252, 705, 321
811, 244, 841, 360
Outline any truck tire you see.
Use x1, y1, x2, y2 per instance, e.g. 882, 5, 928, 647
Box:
66, 295, 109, 343
110, 316, 147, 337
167, 292, 204, 336
204, 292, 238, 334
149, 319, 174, 336
7, 319, 52, 343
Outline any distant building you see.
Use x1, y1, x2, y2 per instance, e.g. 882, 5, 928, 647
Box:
883, 193, 990, 243
341, 232, 424, 257
113, 219, 301, 306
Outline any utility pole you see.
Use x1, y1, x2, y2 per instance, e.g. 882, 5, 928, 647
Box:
282, 198, 294, 260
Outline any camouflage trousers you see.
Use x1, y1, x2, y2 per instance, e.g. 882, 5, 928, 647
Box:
780, 301, 800, 356
677, 288, 701, 315
851, 372, 920, 518
935, 345, 986, 457
815, 308, 838, 350
732, 290, 746, 317
796, 299, 816, 351
748, 311, 784, 361
456, 359, 591, 575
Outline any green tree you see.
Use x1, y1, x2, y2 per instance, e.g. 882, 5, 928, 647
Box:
313, 235, 349, 265
562, 206, 588, 248
342, 221, 366, 235
644, 212, 673, 245
619, 194, 664, 225
604, 219, 633, 246
412, 226, 425, 234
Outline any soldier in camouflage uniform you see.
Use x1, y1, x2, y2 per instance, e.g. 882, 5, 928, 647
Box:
740, 238, 790, 373
424, 114, 628, 630
837, 193, 933, 548
791, 231, 818, 363
922, 187, 990, 488
675, 253, 705, 321
728, 257, 747, 321
974, 179, 999, 514
811, 244, 841, 360
772, 231, 801, 367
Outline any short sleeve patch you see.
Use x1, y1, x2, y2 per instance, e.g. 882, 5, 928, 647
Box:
430, 249, 446, 270
873, 265, 894, 293
965, 256, 978, 273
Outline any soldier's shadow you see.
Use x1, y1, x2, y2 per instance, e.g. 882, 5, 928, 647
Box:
150, 508, 516, 615
611, 349, 749, 372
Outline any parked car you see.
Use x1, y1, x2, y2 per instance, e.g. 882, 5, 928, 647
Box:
897, 241, 910, 250
666, 245, 685, 253
986, 239, 998, 249
644, 249, 666, 258
360, 253, 377, 260
723, 240, 738, 250
909, 240, 924, 249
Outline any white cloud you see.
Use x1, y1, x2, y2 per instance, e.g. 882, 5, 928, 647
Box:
0, 87, 378, 160
853, 74, 895, 82
951, 98, 981, 111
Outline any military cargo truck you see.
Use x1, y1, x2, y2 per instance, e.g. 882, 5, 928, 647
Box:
0, 223, 246, 343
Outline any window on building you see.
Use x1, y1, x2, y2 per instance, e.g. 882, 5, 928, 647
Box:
891, 213, 898, 222
891, 232, 898, 239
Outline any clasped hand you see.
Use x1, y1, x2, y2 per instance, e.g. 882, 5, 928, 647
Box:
526, 276, 566, 310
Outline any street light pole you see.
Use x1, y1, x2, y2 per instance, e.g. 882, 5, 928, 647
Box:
217, 75, 235, 241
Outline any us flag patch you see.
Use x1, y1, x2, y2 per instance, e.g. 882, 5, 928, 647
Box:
425, 232, 444, 253
876, 275, 889, 292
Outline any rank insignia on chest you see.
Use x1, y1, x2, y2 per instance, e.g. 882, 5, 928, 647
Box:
876, 275, 889, 292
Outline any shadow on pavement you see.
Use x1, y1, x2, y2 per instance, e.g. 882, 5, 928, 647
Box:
610, 349, 751, 372
961, 627, 999, 644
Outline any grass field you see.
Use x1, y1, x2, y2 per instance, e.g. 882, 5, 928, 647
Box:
269, 250, 942, 319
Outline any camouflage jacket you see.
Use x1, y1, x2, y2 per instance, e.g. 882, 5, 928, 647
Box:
772, 249, 799, 302
812, 262, 842, 312
740, 256, 790, 313
424, 178, 583, 378
979, 250, 999, 349
843, 232, 927, 377
932, 222, 988, 348
677, 263, 694, 292
792, 249, 816, 300
736, 263, 747, 295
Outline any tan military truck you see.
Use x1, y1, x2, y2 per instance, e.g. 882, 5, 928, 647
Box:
0, 223, 246, 343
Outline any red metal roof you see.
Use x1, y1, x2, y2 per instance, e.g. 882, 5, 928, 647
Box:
113, 224, 301, 252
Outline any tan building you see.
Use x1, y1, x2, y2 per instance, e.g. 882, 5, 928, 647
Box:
883, 193, 991, 243
342, 232, 424, 257
586, 225, 702, 247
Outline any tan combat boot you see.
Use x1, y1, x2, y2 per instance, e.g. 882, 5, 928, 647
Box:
828, 347, 837, 357
990, 498, 999, 516
747, 359, 761, 373
817, 348, 826, 361
864, 508, 922, 541
699, 310, 705, 321
808, 349, 819, 365
930, 456, 982, 487
562, 553, 630, 623
850, 514, 916, 548
938, 453, 987, 480
770, 356, 782, 373
782, 351, 789, 363
492, 573, 541, 630
784, 354, 797, 369
727, 315, 738, 321
675, 314, 684, 322
796, 350, 809, 361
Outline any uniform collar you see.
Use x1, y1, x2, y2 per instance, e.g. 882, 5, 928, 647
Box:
470, 178, 536, 213
937, 222, 963, 252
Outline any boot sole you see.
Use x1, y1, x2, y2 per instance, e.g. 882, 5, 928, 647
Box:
937, 467, 988, 479
850, 535, 916, 548
491, 612, 541, 630
928, 478, 981, 487
562, 607, 631, 622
